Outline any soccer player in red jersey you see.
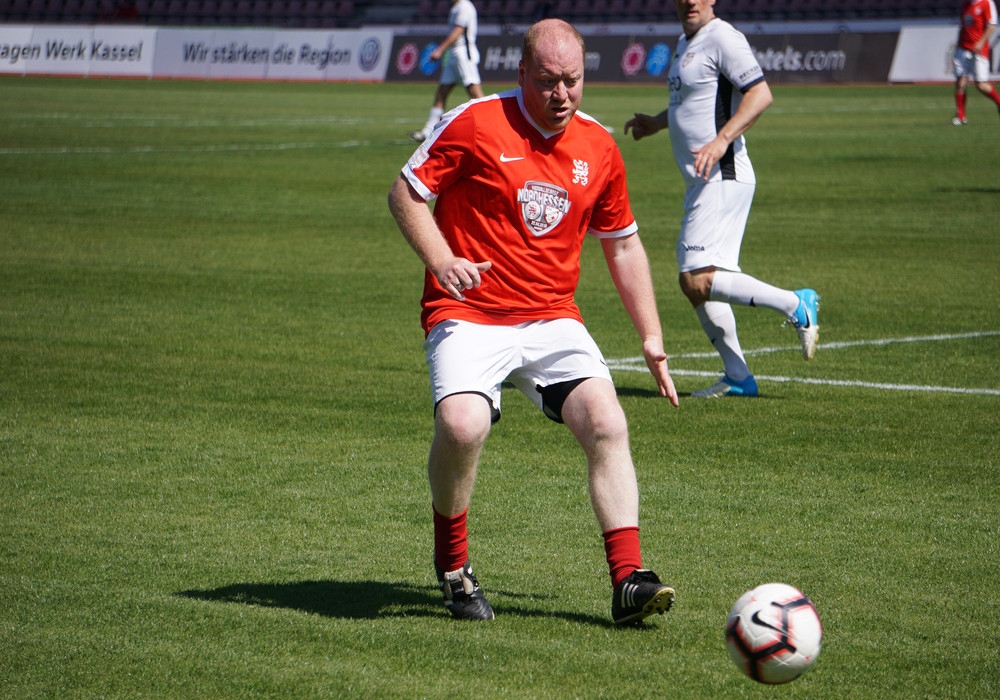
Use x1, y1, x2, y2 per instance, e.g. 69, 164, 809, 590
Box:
953, 0, 1000, 125
389, 19, 679, 624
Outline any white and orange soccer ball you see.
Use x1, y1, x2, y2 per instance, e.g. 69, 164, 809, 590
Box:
725, 583, 822, 685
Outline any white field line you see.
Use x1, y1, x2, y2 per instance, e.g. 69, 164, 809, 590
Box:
0, 141, 369, 155
607, 331, 1000, 396
0, 139, 432, 156
1, 114, 383, 128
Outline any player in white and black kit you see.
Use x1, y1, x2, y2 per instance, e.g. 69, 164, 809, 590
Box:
625, 0, 820, 398
410, 0, 484, 143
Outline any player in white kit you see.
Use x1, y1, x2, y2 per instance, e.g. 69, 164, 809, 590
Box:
625, 0, 820, 398
410, 0, 484, 142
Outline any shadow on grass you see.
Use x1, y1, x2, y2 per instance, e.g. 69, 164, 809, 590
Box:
934, 186, 1000, 194
617, 386, 781, 400
175, 580, 618, 627
615, 386, 666, 399
617, 386, 719, 400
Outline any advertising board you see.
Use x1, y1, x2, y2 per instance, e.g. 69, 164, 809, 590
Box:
387, 31, 898, 86
0, 24, 393, 81
2, 22, 946, 85
0, 23, 156, 77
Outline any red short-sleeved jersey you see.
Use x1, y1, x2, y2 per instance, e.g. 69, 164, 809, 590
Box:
959, 0, 998, 57
402, 89, 638, 335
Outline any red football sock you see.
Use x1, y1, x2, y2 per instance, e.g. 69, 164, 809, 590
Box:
603, 526, 642, 589
956, 92, 967, 120
433, 506, 469, 573
985, 86, 1000, 108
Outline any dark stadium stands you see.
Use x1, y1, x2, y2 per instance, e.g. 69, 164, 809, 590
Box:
0, 0, 957, 28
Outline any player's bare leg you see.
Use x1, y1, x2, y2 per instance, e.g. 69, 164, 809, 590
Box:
428, 393, 491, 516
428, 392, 494, 620
560, 378, 638, 531
561, 379, 675, 624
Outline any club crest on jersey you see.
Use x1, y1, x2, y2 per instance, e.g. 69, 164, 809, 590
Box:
518, 181, 571, 237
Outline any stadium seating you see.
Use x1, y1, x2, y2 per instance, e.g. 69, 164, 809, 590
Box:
0, 0, 956, 27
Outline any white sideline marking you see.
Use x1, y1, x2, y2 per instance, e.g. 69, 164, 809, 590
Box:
607, 331, 1000, 396
0, 141, 368, 155
2, 113, 379, 127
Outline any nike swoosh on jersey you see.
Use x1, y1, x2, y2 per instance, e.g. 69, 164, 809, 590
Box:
499, 153, 524, 162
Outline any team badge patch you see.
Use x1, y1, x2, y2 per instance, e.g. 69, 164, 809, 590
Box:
517, 181, 571, 237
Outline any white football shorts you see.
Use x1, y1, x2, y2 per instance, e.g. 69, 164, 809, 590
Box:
423, 318, 612, 417
440, 45, 481, 87
676, 180, 755, 273
952, 48, 991, 83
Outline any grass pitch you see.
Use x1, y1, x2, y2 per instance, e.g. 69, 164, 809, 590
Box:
1, 77, 998, 698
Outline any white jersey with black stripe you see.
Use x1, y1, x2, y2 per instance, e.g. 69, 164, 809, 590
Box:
449, 0, 479, 63
667, 18, 765, 185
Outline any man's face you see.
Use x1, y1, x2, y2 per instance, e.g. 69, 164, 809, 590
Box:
675, 0, 716, 36
518, 34, 584, 132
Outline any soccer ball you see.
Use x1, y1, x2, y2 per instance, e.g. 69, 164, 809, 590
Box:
725, 583, 822, 685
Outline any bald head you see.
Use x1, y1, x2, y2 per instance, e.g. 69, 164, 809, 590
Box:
522, 19, 585, 69
519, 19, 586, 132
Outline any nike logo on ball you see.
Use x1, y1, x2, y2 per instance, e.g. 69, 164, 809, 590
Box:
499, 153, 524, 162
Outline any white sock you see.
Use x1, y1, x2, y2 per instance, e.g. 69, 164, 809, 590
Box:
423, 107, 444, 136
710, 270, 799, 317
695, 301, 751, 381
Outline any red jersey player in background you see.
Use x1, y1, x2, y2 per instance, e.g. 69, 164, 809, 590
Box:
953, 0, 1000, 125
389, 18, 679, 625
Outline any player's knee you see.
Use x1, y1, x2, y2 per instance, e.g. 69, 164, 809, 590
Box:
561, 381, 628, 444
680, 284, 703, 306
589, 408, 629, 445
679, 270, 712, 305
576, 397, 629, 445
435, 394, 493, 448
